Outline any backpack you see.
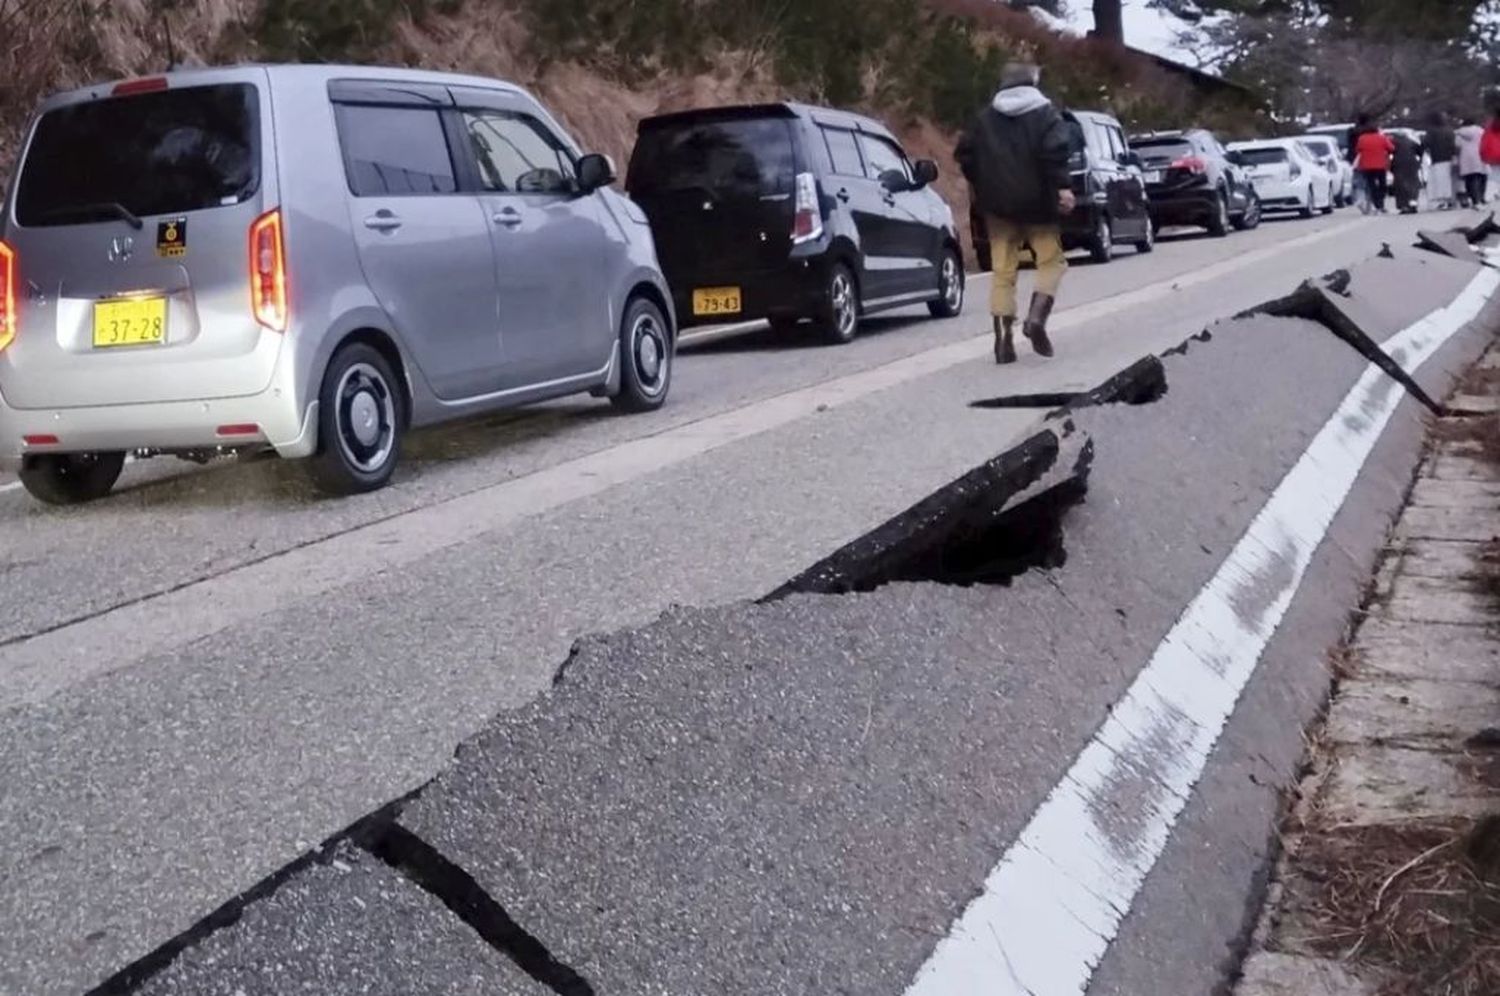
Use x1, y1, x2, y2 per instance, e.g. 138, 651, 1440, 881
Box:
1481, 123, 1500, 166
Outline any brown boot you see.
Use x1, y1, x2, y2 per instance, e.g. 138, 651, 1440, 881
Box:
1022, 292, 1056, 358
993, 316, 1017, 364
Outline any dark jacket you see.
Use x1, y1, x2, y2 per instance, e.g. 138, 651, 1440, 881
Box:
1426, 125, 1457, 163
955, 84, 1072, 225
1391, 133, 1423, 181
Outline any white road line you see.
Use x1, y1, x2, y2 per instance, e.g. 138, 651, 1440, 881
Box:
677, 217, 1370, 347
0, 481, 19, 494
905, 266, 1500, 996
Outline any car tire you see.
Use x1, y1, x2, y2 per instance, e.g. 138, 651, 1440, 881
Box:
1232, 194, 1263, 231
305, 342, 403, 496
611, 295, 673, 414
1207, 190, 1231, 237
928, 247, 965, 318
1135, 215, 1155, 253
1088, 214, 1114, 263
1321, 185, 1335, 214
817, 263, 860, 345
1299, 185, 1316, 219
18, 451, 126, 505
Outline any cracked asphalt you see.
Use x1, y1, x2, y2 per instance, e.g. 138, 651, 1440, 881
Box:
0, 208, 1486, 995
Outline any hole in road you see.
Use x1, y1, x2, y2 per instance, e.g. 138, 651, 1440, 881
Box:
969, 356, 1169, 413
770, 430, 1091, 597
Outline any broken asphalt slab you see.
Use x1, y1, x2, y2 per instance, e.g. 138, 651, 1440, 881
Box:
391, 313, 1393, 995
131, 846, 549, 996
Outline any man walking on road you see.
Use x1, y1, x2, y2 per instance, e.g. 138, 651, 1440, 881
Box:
956, 62, 1075, 365
1426, 111, 1458, 210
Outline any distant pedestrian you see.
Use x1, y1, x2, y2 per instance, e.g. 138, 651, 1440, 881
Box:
955, 62, 1075, 365
1457, 116, 1488, 207
1351, 114, 1395, 214
1425, 111, 1458, 210
1391, 131, 1422, 214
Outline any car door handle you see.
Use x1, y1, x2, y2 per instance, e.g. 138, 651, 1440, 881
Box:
363, 212, 402, 233
492, 208, 523, 229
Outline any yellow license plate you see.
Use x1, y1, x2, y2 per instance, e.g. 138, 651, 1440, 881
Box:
93, 296, 167, 348
692, 287, 742, 318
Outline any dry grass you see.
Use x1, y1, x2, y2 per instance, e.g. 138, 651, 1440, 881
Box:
1286, 817, 1500, 996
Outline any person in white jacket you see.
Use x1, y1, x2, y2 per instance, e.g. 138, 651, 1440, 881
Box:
1456, 117, 1487, 206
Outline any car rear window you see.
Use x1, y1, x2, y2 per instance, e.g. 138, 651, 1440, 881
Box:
1132, 139, 1193, 160
1238, 147, 1290, 165
629, 116, 796, 199
15, 83, 259, 227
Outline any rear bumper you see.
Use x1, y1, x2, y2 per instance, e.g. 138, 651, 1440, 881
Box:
671, 258, 827, 329
1254, 183, 1310, 209
1144, 184, 1218, 224
0, 384, 318, 468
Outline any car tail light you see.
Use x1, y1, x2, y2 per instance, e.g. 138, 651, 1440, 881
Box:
249, 209, 287, 332
791, 172, 824, 245
113, 77, 169, 96
0, 240, 15, 353
1170, 155, 1208, 174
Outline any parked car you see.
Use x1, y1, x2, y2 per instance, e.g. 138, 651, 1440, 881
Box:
970, 109, 1152, 270
0, 65, 675, 502
1128, 128, 1261, 236
627, 103, 964, 346
1296, 134, 1355, 207
1228, 139, 1336, 217
1306, 122, 1354, 156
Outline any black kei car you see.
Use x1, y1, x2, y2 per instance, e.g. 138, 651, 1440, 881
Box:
627, 103, 965, 344
971, 109, 1153, 270
1128, 128, 1261, 236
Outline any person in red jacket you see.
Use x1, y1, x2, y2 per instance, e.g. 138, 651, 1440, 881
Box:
1351, 113, 1395, 214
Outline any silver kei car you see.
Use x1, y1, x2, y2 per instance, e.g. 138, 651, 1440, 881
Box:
0, 64, 675, 502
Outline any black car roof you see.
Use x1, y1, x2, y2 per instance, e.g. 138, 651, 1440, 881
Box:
638, 102, 898, 143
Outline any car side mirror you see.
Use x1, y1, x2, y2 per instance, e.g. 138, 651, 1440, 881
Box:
1225, 151, 1244, 166
576, 153, 616, 193
1121, 151, 1142, 169
879, 168, 912, 193
912, 159, 939, 188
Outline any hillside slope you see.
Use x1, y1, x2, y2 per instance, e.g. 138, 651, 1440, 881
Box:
0, 0, 1254, 255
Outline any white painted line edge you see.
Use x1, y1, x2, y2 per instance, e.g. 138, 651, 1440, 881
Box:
905, 265, 1500, 996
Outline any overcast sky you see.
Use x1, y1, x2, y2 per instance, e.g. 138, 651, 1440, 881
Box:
1034, 0, 1203, 65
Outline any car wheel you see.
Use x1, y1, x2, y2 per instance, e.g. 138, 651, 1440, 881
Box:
1135, 215, 1155, 253
1321, 184, 1335, 214
1299, 184, 1316, 219
1207, 190, 1231, 237
1088, 214, 1114, 263
306, 342, 402, 496
818, 263, 860, 345
611, 295, 673, 413
928, 248, 965, 318
18, 451, 126, 505
1232, 193, 1263, 231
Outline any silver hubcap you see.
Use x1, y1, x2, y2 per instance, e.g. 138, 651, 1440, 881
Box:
631, 312, 668, 396
833, 273, 856, 337
1099, 219, 1111, 253
941, 256, 961, 308
335, 362, 396, 474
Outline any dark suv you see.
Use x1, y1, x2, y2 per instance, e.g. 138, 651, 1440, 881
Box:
1129, 129, 1260, 236
972, 109, 1153, 269
628, 103, 965, 344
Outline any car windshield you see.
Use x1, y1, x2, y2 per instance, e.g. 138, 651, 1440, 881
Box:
1132, 139, 1192, 163
1237, 147, 1290, 165
15, 83, 259, 227
1300, 140, 1334, 159
629, 115, 796, 200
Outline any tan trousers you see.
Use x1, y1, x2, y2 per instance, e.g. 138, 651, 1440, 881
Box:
987, 218, 1067, 318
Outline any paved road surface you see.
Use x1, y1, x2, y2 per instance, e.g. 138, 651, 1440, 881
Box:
0, 208, 1475, 994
